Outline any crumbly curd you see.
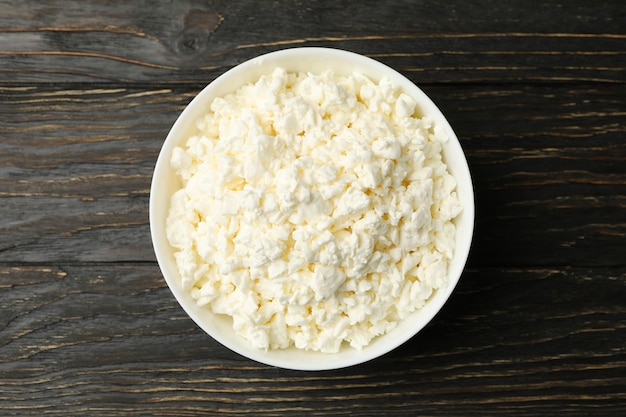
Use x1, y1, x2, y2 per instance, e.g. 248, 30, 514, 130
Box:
166, 67, 462, 353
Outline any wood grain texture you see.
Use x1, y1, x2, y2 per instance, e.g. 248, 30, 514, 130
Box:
428, 84, 626, 267
1, 85, 624, 265
0, 0, 624, 84
1, 265, 625, 416
1, 0, 625, 415
0, 86, 189, 262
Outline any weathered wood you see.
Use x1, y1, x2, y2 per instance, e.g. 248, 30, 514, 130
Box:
0, 0, 624, 84
0, 87, 190, 262
1, 265, 624, 415
428, 84, 626, 267
1, 0, 625, 415
1, 85, 624, 265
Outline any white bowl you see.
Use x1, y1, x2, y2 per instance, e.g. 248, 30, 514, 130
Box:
150, 47, 474, 370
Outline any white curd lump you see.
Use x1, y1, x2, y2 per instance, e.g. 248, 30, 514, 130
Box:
166, 67, 462, 353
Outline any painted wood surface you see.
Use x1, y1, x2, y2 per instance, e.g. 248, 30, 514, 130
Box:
1, 1, 625, 415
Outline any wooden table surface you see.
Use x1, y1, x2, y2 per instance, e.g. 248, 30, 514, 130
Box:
1, 1, 625, 415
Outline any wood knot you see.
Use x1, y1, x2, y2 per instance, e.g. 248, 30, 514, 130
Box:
175, 9, 223, 57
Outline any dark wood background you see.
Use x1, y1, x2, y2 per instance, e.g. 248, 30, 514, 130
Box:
1, 1, 625, 415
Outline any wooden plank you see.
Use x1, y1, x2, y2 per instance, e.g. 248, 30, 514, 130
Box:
0, 87, 191, 262
0, 0, 624, 84
1, 84, 624, 265
427, 84, 626, 267
1, 264, 624, 415
1, 1, 624, 416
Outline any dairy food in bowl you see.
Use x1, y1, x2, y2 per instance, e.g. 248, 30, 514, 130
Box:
168, 69, 460, 352
150, 48, 474, 370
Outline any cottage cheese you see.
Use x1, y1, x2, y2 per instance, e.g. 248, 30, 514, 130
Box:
166, 68, 462, 353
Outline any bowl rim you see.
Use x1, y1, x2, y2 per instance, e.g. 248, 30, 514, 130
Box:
150, 46, 475, 371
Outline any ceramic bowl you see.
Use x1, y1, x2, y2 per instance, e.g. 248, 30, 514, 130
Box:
150, 47, 474, 370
